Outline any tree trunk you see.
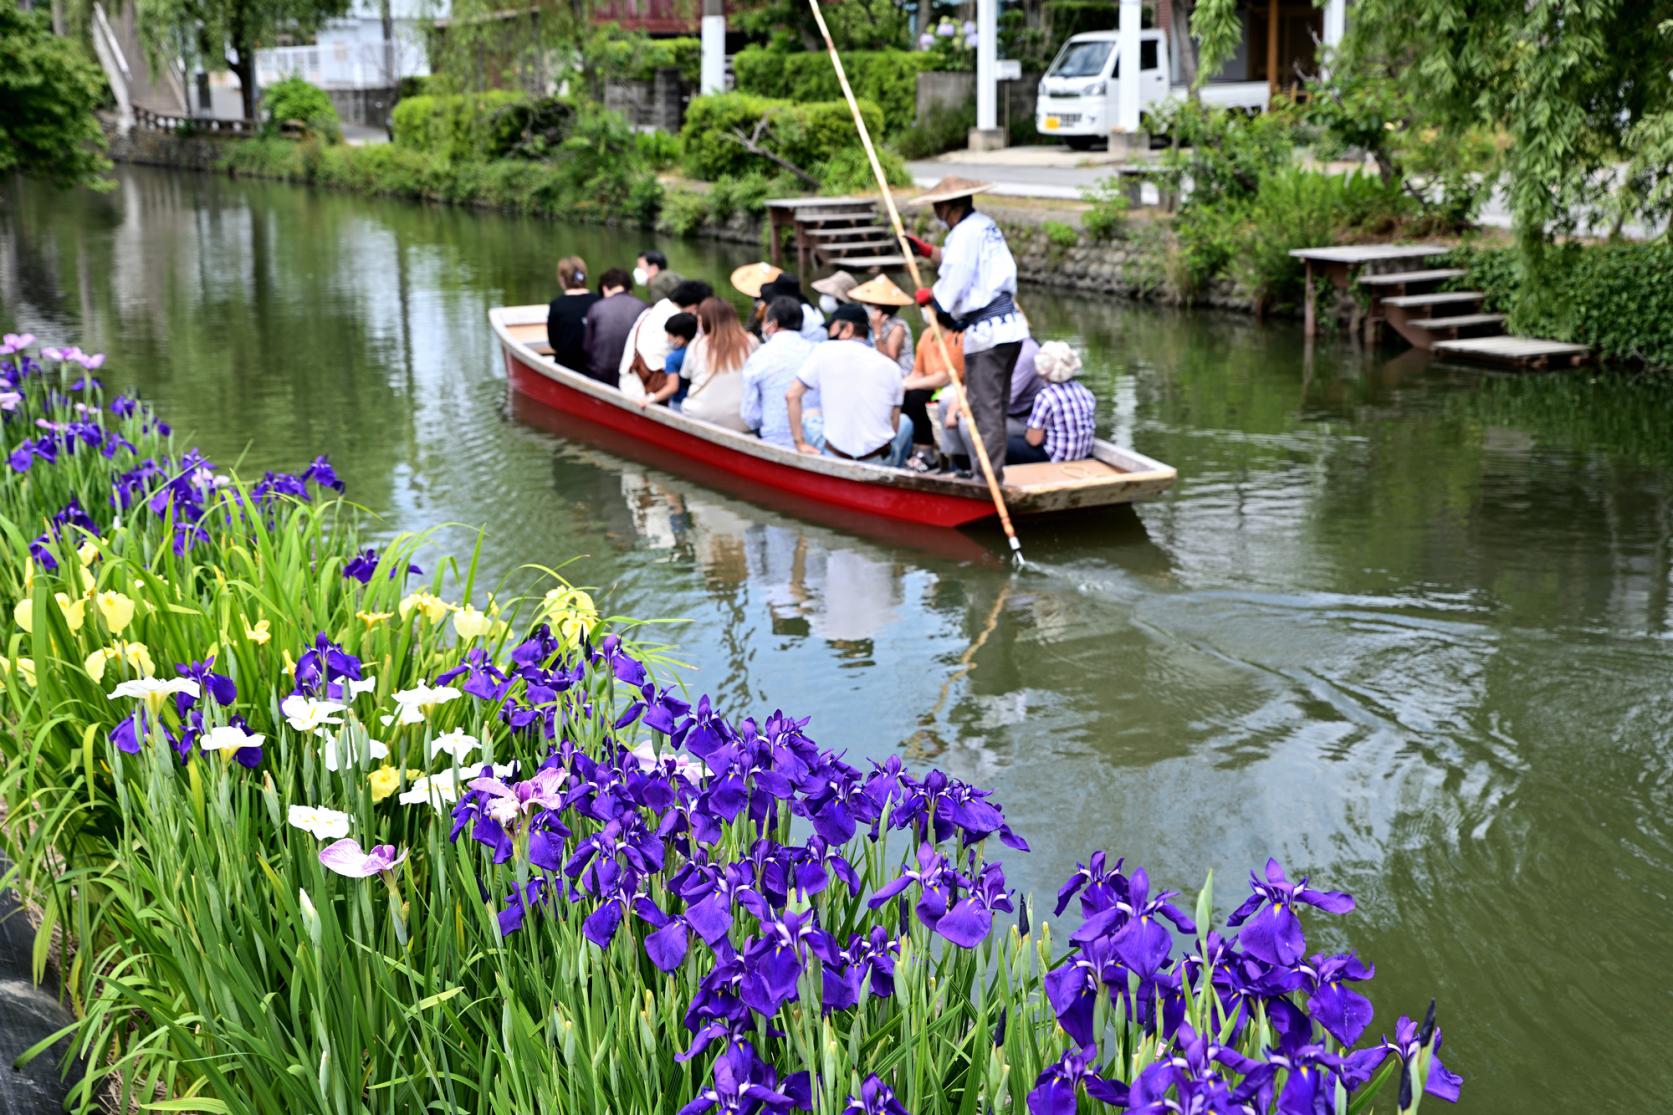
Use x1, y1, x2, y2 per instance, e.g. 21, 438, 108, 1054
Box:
380, 0, 395, 88
231, 0, 257, 121
1174, 0, 1200, 98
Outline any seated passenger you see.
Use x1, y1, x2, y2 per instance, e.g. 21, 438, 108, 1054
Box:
761, 274, 826, 345
679, 297, 759, 431
731, 261, 783, 337
740, 297, 818, 449
637, 312, 697, 409
1007, 340, 1096, 464
619, 279, 712, 401
547, 255, 599, 375
786, 303, 914, 468
581, 268, 647, 387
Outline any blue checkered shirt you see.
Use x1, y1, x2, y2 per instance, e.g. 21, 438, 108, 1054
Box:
1026, 381, 1097, 462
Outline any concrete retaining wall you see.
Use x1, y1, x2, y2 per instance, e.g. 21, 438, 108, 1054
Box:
602, 70, 691, 133
915, 70, 1041, 130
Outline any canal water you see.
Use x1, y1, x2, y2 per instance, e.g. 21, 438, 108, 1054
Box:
5, 166, 1672, 1110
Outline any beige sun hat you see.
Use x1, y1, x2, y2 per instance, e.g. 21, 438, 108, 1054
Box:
1034, 340, 1083, 384
810, 271, 860, 302
730, 261, 782, 298
907, 175, 994, 207
848, 274, 913, 308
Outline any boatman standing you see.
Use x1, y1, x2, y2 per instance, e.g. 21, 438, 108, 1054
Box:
904, 176, 1029, 483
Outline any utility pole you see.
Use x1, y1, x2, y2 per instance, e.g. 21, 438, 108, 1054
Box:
969, 0, 1002, 150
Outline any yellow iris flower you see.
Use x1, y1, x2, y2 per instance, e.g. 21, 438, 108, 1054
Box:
95, 590, 135, 634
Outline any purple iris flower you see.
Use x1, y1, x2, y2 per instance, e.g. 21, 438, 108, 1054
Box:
935, 860, 1012, 949
738, 908, 830, 1018
1070, 866, 1196, 978
439, 649, 513, 701
174, 657, 237, 714
1225, 858, 1354, 968
293, 633, 363, 698
1026, 1045, 1128, 1115
1043, 937, 1112, 1047
1288, 952, 1375, 1045
342, 546, 422, 584
843, 1076, 908, 1115
866, 842, 965, 934
303, 455, 345, 492
110, 709, 151, 754
677, 1040, 810, 1115
110, 395, 137, 418
1342, 1005, 1462, 1105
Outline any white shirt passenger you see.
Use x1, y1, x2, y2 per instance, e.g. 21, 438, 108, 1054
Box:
617, 298, 679, 399
795, 339, 904, 459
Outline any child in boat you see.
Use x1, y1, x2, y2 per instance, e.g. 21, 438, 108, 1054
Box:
1008, 340, 1096, 464
662, 312, 697, 409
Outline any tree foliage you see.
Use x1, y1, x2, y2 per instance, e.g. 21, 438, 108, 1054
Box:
1188, 0, 1240, 89
136, 0, 351, 119
1348, 0, 1673, 242
0, 5, 111, 191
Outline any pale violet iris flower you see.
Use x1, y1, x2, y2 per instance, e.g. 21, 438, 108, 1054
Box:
318, 838, 407, 878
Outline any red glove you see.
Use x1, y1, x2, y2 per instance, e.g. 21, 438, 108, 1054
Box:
913, 287, 935, 307
905, 234, 934, 259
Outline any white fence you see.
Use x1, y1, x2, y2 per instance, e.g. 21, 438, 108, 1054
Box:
256, 40, 401, 90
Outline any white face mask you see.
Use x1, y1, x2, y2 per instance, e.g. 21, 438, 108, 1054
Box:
818, 294, 840, 314
632, 266, 650, 288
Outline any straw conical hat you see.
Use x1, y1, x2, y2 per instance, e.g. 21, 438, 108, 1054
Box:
811, 271, 859, 302
848, 274, 912, 307
906, 175, 993, 207
731, 261, 782, 298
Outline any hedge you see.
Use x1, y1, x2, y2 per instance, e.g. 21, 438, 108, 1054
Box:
390, 92, 531, 161
595, 34, 702, 83
679, 92, 886, 182
1447, 239, 1673, 369
730, 47, 936, 134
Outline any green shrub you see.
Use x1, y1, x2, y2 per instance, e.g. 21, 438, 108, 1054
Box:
679, 92, 885, 183
262, 76, 341, 142
635, 129, 682, 170
662, 188, 711, 235
1081, 177, 1130, 241
818, 146, 909, 193
1042, 219, 1079, 250
707, 172, 782, 221
390, 91, 529, 161
1446, 240, 1673, 368
893, 100, 974, 160
589, 28, 703, 83
731, 47, 936, 134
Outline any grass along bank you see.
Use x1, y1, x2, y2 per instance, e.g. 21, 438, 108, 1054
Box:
0, 331, 1462, 1111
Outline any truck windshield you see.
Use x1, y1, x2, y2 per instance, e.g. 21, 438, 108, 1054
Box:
1048, 40, 1113, 79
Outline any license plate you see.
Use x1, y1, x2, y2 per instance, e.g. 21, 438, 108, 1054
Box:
1044, 116, 1060, 130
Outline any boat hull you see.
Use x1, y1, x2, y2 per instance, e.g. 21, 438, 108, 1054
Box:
503, 348, 997, 527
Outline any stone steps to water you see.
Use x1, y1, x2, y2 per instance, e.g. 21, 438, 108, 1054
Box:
805, 225, 889, 239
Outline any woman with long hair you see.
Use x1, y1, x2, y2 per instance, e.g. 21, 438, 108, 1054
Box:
546, 255, 599, 374
680, 296, 759, 431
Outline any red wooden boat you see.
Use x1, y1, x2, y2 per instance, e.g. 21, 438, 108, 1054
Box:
491, 305, 1177, 528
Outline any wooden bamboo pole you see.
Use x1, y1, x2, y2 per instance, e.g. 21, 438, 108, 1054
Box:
804, 0, 1026, 565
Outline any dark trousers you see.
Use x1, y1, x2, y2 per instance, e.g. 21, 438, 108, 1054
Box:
902, 388, 935, 448
965, 341, 1023, 482
1006, 435, 1049, 464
